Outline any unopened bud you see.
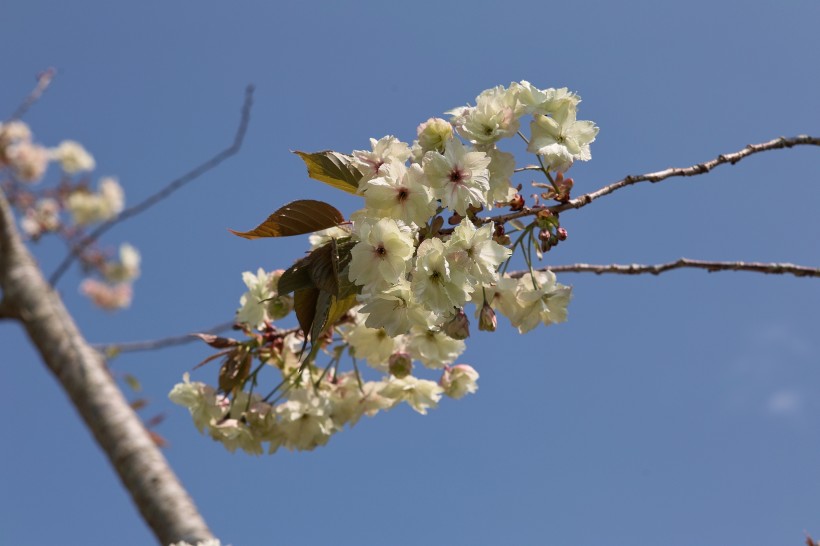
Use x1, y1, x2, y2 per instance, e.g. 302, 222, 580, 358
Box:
443, 308, 470, 340
538, 229, 551, 242
540, 235, 553, 253
557, 227, 568, 241
388, 352, 413, 379
417, 117, 453, 153
536, 209, 557, 230
509, 193, 525, 211
466, 204, 484, 217
556, 175, 574, 202
478, 302, 497, 332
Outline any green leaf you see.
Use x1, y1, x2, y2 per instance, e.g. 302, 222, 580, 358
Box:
294, 150, 364, 194
309, 290, 334, 349
229, 199, 345, 240
303, 291, 357, 366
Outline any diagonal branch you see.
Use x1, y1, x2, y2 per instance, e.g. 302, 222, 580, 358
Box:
488, 135, 820, 227
0, 296, 17, 320
49, 85, 255, 286
508, 258, 820, 279
95, 320, 236, 355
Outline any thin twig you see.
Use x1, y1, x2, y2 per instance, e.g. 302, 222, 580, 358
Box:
94, 320, 236, 354
489, 135, 820, 226
7, 68, 56, 121
508, 258, 820, 279
49, 85, 255, 286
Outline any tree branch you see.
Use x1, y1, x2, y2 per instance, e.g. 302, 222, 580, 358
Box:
508, 258, 820, 279
488, 135, 820, 227
7, 68, 55, 121
0, 296, 17, 320
0, 188, 213, 543
95, 320, 236, 355
49, 84, 255, 286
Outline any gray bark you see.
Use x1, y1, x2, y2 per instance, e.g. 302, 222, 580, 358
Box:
0, 188, 213, 545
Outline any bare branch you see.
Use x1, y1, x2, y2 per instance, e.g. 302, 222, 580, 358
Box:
7, 68, 56, 121
557, 135, 820, 212
485, 135, 820, 227
508, 258, 820, 279
49, 85, 255, 286
95, 320, 236, 354
0, 187, 213, 543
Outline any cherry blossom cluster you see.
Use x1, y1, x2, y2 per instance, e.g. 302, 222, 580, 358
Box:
0, 120, 140, 309
172, 81, 598, 454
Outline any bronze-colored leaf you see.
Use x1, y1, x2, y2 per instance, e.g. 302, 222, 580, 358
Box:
294, 150, 363, 194
293, 287, 320, 337
193, 349, 231, 370
145, 414, 166, 428
193, 333, 239, 348
229, 199, 345, 240
278, 261, 313, 295
219, 353, 251, 393
279, 237, 358, 296
148, 430, 168, 448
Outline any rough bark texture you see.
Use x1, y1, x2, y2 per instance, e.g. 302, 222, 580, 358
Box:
0, 188, 213, 545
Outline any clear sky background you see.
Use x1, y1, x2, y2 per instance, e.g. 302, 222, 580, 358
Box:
1, 1, 819, 545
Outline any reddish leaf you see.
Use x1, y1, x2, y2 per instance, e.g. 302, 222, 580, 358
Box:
229, 199, 345, 240
148, 430, 168, 448
193, 333, 239, 348
218, 353, 251, 393
293, 287, 320, 336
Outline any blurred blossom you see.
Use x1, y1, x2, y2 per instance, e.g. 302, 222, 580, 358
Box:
80, 279, 132, 310
51, 140, 95, 173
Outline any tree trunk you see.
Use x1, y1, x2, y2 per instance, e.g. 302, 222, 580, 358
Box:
0, 188, 213, 546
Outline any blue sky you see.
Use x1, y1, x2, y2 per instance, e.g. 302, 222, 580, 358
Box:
1, 1, 819, 545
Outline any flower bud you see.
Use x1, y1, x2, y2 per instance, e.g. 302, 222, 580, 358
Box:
388, 352, 413, 379
536, 209, 558, 230
478, 302, 497, 332
509, 193, 525, 211
556, 227, 568, 241
556, 173, 574, 202
443, 308, 470, 340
